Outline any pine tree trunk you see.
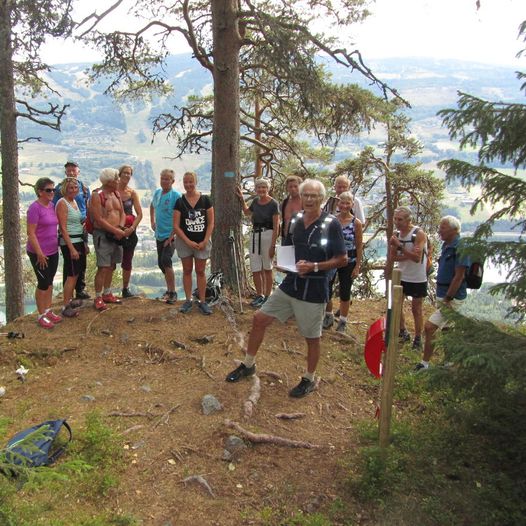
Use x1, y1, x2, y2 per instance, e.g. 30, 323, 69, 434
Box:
210, 0, 247, 293
0, 1, 25, 321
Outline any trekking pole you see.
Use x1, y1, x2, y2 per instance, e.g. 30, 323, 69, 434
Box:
229, 230, 244, 313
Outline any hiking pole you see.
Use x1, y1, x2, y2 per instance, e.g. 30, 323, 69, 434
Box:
229, 229, 244, 313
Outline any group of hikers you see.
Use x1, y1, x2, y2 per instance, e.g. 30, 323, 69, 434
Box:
26, 161, 471, 396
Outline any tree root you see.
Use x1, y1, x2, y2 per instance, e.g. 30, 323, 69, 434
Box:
225, 419, 321, 449
243, 375, 261, 419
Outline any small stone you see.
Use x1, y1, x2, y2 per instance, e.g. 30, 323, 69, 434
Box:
201, 394, 223, 415
167, 308, 178, 318
131, 440, 145, 450
81, 394, 95, 402
140, 384, 152, 393
101, 329, 112, 336
224, 435, 247, 458
0, 387, 6, 397
222, 449, 233, 461
193, 335, 214, 344
127, 317, 135, 324
120, 333, 130, 344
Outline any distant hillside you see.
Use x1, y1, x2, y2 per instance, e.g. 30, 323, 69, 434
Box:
15, 54, 522, 195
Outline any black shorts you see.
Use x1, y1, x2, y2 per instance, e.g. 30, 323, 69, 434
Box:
60, 241, 87, 278
28, 251, 59, 290
156, 239, 175, 273
401, 280, 428, 299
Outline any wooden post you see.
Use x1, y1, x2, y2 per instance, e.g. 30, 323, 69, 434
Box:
379, 268, 403, 448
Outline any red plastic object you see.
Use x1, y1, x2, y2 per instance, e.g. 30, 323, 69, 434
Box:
364, 317, 386, 378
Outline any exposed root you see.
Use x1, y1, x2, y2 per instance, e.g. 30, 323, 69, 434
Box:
259, 370, 282, 380
153, 403, 181, 429
244, 375, 261, 419
225, 419, 321, 449
108, 411, 154, 418
182, 474, 216, 498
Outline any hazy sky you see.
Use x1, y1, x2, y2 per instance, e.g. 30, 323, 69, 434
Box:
41, 0, 525, 66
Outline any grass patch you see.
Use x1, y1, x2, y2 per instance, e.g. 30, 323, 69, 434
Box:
0, 411, 134, 525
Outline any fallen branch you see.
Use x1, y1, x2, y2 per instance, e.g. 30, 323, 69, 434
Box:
225, 419, 321, 449
121, 424, 145, 435
182, 474, 216, 498
108, 411, 154, 418
275, 413, 306, 420
85, 310, 105, 335
244, 375, 261, 419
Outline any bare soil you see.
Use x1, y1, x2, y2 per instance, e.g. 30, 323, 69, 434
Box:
0, 295, 393, 525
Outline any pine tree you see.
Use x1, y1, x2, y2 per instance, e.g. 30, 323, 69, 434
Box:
437, 20, 526, 317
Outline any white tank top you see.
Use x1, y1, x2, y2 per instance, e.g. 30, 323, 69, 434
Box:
397, 226, 427, 283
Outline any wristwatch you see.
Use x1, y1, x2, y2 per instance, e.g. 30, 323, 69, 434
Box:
313, 262, 319, 273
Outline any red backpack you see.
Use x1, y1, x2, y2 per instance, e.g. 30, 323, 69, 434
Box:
85, 189, 119, 234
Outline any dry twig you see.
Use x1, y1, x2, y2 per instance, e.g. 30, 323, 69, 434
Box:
181, 475, 216, 498
274, 413, 306, 420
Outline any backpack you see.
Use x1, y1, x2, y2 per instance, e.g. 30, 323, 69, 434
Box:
193, 271, 223, 305
465, 261, 484, 289
2, 419, 72, 472
85, 189, 119, 234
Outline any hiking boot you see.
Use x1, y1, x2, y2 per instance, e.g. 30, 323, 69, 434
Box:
69, 299, 83, 309
38, 316, 54, 329
399, 328, 411, 343
122, 288, 134, 298
289, 377, 316, 398
413, 362, 428, 373
102, 293, 122, 304
94, 297, 108, 311
335, 319, 347, 333
250, 295, 265, 307
412, 336, 422, 350
179, 299, 193, 313
62, 304, 79, 318
45, 311, 63, 324
157, 290, 169, 301
75, 290, 91, 300
198, 301, 212, 315
225, 363, 256, 382
322, 312, 334, 330
166, 291, 178, 305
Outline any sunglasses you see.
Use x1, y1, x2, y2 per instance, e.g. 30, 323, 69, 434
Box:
43, 188, 55, 193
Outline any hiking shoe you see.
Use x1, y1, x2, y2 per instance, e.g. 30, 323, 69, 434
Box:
94, 297, 108, 311
412, 336, 422, 350
225, 363, 256, 382
289, 377, 316, 398
102, 293, 122, 304
399, 328, 411, 343
179, 299, 193, 314
45, 311, 63, 324
198, 301, 212, 315
413, 362, 428, 373
335, 319, 347, 333
122, 288, 134, 298
322, 312, 334, 329
250, 295, 265, 307
62, 304, 79, 318
157, 290, 169, 301
166, 291, 177, 305
38, 316, 54, 329
75, 290, 91, 300
69, 299, 83, 309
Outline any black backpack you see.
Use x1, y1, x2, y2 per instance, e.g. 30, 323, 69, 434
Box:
193, 271, 223, 305
465, 261, 484, 289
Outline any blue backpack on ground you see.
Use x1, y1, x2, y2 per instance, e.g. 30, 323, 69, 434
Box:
2, 419, 72, 471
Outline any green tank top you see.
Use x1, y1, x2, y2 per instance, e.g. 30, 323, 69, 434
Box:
59, 198, 84, 245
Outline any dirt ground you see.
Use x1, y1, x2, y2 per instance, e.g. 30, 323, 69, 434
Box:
0, 294, 394, 525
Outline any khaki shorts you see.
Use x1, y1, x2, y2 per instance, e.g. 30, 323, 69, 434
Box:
93, 229, 123, 267
175, 237, 211, 260
260, 288, 326, 339
428, 298, 460, 329
249, 229, 274, 271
